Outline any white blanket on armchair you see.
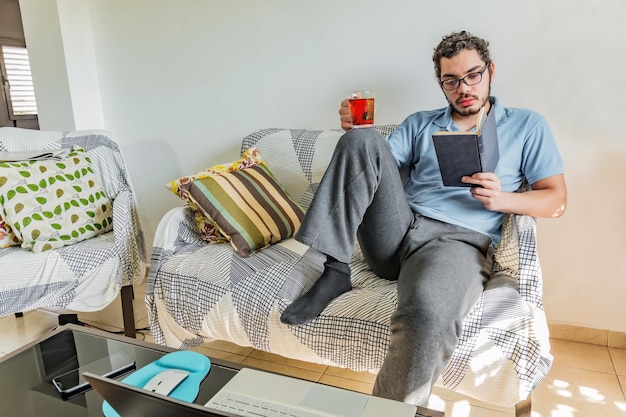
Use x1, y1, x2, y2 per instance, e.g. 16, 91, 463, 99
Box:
0, 128, 146, 315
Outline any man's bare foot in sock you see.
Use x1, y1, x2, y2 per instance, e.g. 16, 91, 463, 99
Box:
280, 259, 351, 325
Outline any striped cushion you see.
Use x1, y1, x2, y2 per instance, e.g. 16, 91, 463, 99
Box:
181, 163, 305, 257
166, 147, 265, 243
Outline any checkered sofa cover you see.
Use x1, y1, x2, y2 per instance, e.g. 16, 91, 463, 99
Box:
146, 126, 553, 407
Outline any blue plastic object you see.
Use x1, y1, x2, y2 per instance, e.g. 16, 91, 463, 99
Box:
102, 350, 211, 417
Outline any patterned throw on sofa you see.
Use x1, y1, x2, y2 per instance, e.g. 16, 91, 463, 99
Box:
146, 126, 552, 407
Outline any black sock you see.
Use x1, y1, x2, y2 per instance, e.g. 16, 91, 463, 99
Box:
280, 257, 352, 325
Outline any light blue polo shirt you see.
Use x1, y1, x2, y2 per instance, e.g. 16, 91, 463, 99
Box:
386, 96, 564, 245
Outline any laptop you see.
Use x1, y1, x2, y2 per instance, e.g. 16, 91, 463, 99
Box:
84, 367, 417, 417
83, 371, 236, 417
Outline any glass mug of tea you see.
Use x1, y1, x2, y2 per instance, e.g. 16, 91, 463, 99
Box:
347, 90, 375, 128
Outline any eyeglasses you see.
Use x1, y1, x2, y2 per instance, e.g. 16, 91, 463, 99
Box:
439, 62, 490, 91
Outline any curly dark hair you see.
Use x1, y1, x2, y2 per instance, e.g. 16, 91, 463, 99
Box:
432, 31, 491, 78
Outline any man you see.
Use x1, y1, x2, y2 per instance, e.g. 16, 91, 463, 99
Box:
280, 31, 567, 406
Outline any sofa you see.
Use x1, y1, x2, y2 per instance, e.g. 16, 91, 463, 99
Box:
146, 126, 553, 410
0, 128, 146, 337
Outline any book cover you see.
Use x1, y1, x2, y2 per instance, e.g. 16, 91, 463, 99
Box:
432, 105, 499, 187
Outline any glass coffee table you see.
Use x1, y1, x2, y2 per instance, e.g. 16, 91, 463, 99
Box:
0, 324, 444, 417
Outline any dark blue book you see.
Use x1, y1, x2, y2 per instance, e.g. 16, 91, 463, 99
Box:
432, 105, 499, 187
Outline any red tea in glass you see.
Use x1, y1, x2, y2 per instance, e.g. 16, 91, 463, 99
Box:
348, 91, 375, 127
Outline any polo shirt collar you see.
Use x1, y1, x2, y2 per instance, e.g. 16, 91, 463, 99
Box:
433, 96, 504, 130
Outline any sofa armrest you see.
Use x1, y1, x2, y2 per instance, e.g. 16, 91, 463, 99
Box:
152, 206, 203, 249
146, 205, 205, 330
112, 190, 146, 287
514, 213, 543, 308
490, 212, 542, 306
148, 206, 203, 283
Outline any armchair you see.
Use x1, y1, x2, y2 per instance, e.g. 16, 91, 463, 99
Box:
0, 127, 146, 337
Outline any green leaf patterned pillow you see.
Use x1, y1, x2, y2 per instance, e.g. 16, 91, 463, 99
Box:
0, 145, 113, 253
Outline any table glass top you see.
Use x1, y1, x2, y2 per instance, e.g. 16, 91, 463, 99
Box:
0, 324, 443, 417
0, 325, 235, 417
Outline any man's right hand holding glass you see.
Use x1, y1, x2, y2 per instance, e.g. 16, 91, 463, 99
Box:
339, 99, 353, 131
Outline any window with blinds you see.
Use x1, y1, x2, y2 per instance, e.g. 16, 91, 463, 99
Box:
1, 44, 38, 118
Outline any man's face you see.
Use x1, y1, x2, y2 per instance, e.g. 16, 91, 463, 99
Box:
438, 49, 493, 117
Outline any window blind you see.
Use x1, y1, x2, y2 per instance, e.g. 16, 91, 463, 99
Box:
2, 45, 38, 116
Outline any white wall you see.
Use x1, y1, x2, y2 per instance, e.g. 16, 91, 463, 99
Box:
18, 0, 626, 332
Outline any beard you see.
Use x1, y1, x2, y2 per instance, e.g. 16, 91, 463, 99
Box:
449, 84, 491, 117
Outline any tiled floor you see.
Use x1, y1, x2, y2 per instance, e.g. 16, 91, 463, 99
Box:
2, 285, 625, 417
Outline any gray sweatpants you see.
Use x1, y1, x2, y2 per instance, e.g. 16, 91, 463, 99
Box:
294, 128, 492, 406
